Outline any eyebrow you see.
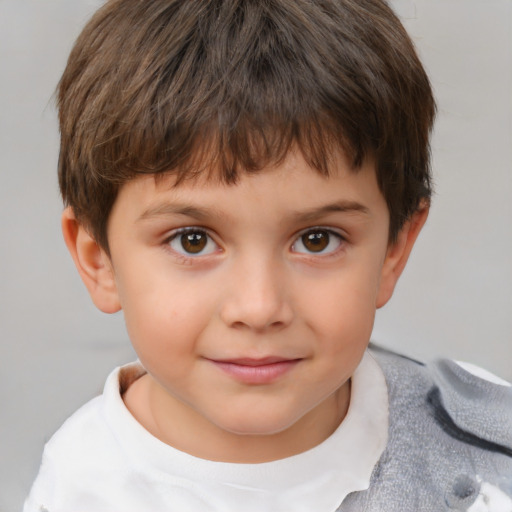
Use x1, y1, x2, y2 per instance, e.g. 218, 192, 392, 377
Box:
293, 201, 370, 222
138, 200, 369, 223
138, 203, 223, 222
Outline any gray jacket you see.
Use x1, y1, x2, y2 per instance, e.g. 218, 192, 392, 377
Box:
339, 345, 512, 511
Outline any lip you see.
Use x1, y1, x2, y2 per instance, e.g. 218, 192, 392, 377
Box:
207, 357, 301, 384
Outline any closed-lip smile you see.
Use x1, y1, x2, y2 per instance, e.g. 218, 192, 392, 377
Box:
207, 357, 302, 384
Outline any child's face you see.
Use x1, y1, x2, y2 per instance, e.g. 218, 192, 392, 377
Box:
70, 149, 420, 459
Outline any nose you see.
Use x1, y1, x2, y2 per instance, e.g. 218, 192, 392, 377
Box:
219, 255, 294, 332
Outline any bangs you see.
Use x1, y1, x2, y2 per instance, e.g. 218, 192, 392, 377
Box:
59, 0, 380, 187
58, 0, 435, 250
114, 111, 360, 186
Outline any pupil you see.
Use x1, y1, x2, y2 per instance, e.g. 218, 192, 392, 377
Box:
303, 231, 329, 252
181, 232, 207, 254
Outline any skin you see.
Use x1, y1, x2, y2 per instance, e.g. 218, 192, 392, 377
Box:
62, 150, 428, 463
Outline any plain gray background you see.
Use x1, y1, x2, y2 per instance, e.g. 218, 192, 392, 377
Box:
1, 0, 511, 510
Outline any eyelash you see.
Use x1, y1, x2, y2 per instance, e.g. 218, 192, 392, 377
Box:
163, 226, 347, 262
164, 227, 220, 261
291, 227, 346, 257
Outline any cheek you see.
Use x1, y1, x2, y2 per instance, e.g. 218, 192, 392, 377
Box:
300, 264, 382, 348
115, 265, 218, 359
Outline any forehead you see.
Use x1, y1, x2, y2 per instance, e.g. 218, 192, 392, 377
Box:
111, 150, 387, 226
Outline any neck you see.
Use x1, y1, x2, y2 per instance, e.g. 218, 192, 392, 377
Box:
123, 373, 351, 463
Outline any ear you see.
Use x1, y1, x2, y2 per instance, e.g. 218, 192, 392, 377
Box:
376, 203, 429, 308
61, 207, 121, 314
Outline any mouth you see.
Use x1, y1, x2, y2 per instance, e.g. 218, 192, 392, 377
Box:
207, 357, 302, 384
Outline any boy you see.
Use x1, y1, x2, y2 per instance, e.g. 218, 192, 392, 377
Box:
25, 0, 512, 510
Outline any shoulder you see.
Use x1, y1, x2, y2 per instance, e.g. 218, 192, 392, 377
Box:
369, 343, 512, 453
42, 367, 124, 460
45, 393, 109, 448
40, 362, 146, 459
364, 344, 512, 510
427, 357, 512, 454
24, 366, 131, 511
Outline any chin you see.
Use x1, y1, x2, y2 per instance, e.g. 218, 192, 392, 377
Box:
213, 410, 301, 437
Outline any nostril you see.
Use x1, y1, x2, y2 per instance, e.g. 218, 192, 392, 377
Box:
219, 289, 294, 331
229, 319, 286, 332
230, 321, 247, 330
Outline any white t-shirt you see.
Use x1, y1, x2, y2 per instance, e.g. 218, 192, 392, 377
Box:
24, 351, 388, 512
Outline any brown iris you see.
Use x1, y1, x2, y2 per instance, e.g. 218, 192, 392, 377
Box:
301, 230, 330, 252
180, 231, 207, 254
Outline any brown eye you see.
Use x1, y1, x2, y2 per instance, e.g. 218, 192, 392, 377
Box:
169, 229, 218, 256
181, 232, 207, 253
301, 231, 330, 252
292, 229, 343, 255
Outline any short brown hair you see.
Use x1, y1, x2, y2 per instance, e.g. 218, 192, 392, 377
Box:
58, 0, 436, 251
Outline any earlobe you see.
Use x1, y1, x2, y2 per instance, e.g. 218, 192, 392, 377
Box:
61, 207, 121, 314
376, 203, 429, 308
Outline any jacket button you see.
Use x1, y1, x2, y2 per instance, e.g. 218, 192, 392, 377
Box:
445, 474, 480, 510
